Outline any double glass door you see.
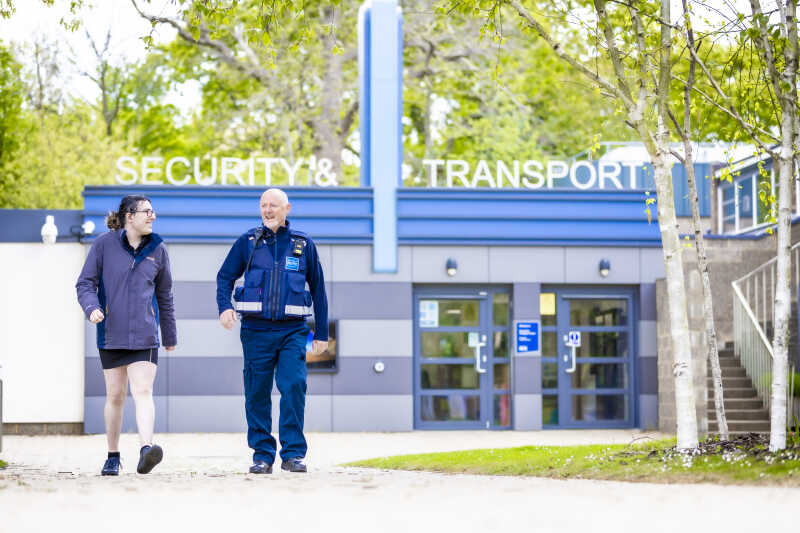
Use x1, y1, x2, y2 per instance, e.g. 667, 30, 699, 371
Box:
414, 289, 511, 429
541, 291, 635, 428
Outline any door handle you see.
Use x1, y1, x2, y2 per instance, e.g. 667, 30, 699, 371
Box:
473, 343, 487, 374
564, 346, 577, 374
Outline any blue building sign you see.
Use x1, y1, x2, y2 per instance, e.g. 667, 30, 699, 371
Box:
515, 320, 541, 355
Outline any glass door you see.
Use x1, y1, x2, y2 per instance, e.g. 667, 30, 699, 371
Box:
414, 289, 511, 429
541, 290, 635, 428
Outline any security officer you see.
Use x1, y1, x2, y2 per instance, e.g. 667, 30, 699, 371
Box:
216, 188, 328, 474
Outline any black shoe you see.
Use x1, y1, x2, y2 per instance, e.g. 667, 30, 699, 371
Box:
249, 460, 273, 474
281, 457, 307, 473
101, 456, 121, 476
137, 444, 163, 474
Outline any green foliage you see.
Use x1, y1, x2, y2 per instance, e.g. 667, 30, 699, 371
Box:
347, 437, 800, 485
0, 41, 23, 164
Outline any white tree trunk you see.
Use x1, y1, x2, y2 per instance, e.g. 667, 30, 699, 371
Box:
650, 120, 699, 450
770, 140, 793, 452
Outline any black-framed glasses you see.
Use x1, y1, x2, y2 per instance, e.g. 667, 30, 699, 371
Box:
132, 209, 156, 217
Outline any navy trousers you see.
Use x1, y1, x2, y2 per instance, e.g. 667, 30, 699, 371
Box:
240, 324, 309, 464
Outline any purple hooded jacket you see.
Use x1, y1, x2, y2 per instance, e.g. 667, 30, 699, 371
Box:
76, 230, 177, 350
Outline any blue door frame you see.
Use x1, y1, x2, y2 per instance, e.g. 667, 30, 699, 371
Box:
543, 287, 638, 429
413, 286, 512, 430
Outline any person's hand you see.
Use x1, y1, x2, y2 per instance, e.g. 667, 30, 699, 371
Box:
164, 346, 176, 352
220, 309, 237, 330
312, 340, 329, 356
89, 309, 104, 323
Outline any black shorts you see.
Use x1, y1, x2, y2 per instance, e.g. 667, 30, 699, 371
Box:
99, 348, 158, 370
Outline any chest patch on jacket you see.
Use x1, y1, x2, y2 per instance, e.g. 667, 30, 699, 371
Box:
285, 257, 299, 271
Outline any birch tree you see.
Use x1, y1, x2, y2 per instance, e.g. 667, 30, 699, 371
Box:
667, 0, 728, 440
455, 0, 701, 448
680, 1, 797, 450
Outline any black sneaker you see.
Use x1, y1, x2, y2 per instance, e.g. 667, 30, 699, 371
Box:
136, 444, 163, 474
281, 457, 307, 473
101, 456, 121, 476
249, 460, 273, 474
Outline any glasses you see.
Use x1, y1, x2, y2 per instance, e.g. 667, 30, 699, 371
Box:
132, 209, 156, 218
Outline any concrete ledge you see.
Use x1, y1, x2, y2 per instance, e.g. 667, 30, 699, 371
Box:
1, 423, 84, 435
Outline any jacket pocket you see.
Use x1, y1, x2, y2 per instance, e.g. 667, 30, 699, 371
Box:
284, 272, 311, 317
234, 269, 265, 314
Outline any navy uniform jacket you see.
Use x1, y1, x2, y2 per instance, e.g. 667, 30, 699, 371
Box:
216, 220, 328, 341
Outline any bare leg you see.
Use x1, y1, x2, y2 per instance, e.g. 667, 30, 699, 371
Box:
103, 366, 128, 452
127, 361, 157, 448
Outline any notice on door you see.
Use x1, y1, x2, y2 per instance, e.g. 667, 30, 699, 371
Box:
514, 320, 541, 355
419, 300, 439, 328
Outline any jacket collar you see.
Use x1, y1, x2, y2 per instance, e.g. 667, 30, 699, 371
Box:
120, 230, 163, 262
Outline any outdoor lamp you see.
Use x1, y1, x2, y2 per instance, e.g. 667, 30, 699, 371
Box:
446, 257, 458, 277
598, 258, 611, 278
41, 215, 58, 245
71, 220, 96, 241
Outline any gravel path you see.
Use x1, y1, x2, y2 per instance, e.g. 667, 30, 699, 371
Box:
0, 430, 797, 533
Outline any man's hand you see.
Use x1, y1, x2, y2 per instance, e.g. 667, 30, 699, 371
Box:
164, 346, 176, 352
312, 340, 329, 356
89, 309, 104, 323
220, 309, 238, 330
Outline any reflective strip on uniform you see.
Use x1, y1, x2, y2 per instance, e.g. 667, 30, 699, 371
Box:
285, 305, 312, 315
234, 301, 262, 312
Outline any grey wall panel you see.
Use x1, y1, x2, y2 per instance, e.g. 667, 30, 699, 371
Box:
512, 283, 541, 320
332, 395, 413, 431
174, 281, 219, 319
565, 247, 640, 283
85, 356, 168, 396
167, 395, 247, 432
337, 320, 413, 357
640, 248, 666, 282
411, 246, 489, 282
514, 357, 542, 394
86, 321, 97, 357
490, 247, 566, 282
332, 357, 412, 395
84, 396, 168, 434
638, 393, 658, 429
330, 245, 412, 282
166, 244, 233, 282
170, 320, 242, 357
331, 283, 412, 319
315, 244, 332, 280
166, 356, 332, 396
638, 320, 657, 358
168, 357, 244, 396
513, 394, 542, 430
638, 356, 658, 395
639, 282, 657, 321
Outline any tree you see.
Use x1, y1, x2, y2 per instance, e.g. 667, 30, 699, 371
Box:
0, 41, 23, 166
452, 0, 700, 448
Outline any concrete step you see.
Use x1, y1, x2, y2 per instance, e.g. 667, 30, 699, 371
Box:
707, 366, 747, 378
708, 409, 770, 421
719, 357, 741, 367
709, 420, 771, 432
707, 377, 753, 388
710, 388, 757, 399
707, 398, 765, 410
718, 349, 735, 358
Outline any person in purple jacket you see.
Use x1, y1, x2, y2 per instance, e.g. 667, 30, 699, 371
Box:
76, 195, 177, 476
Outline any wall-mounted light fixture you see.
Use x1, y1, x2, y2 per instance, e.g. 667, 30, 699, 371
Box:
445, 257, 458, 277
41, 215, 58, 245
598, 258, 611, 278
70, 220, 96, 242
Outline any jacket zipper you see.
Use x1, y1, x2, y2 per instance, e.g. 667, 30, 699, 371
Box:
271, 238, 279, 319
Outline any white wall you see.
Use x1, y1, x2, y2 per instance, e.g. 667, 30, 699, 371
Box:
0, 243, 85, 422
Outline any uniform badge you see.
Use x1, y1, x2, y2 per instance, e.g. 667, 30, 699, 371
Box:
292, 239, 306, 256
285, 257, 300, 271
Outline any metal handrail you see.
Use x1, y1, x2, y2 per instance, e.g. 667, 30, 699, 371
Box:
731, 240, 800, 413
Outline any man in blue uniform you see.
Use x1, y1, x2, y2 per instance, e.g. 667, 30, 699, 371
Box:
216, 188, 328, 474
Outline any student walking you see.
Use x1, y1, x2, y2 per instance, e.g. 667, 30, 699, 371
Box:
76, 195, 177, 476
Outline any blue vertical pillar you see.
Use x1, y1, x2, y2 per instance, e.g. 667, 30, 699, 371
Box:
358, 0, 401, 273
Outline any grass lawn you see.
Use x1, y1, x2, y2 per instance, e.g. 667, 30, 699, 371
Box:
346, 434, 800, 486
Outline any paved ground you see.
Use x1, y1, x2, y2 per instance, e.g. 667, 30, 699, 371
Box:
1, 430, 798, 533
